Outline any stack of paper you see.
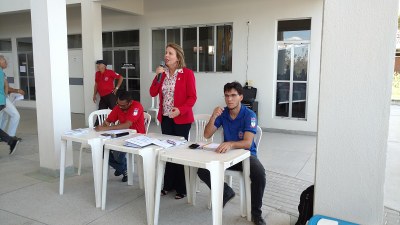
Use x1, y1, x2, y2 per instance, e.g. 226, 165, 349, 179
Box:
64, 128, 90, 136
124, 135, 187, 148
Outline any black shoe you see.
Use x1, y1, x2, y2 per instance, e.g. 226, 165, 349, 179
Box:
13, 137, 22, 141
121, 171, 128, 182
114, 170, 122, 176
175, 193, 186, 199
222, 187, 235, 207
9, 138, 20, 155
252, 216, 266, 225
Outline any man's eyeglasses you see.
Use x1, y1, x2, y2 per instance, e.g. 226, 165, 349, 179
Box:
224, 94, 239, 99
117, 102, 130, 109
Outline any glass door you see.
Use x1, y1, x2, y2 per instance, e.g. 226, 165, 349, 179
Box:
18, 52, 35, 100
105, 49, 140, 101
127, 49, 140, 101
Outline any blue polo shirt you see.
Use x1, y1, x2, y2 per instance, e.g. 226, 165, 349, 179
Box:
0, 68, 6, 106
214, 105, 258, 156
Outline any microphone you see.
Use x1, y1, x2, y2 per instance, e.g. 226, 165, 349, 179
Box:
157, 61, 165, 82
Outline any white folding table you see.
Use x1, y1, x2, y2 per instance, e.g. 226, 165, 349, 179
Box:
153, 145, 251, 225
101, 133, 186, 225
59, 128, 136, 208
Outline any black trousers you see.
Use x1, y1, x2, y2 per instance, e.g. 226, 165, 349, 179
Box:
0, 128, 12, 144
98, 93, 117, 110
197, 155, 266, 218
0, 107, 12, 144
161, 116, 191, 194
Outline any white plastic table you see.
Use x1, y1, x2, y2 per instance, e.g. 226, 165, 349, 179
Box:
59, 128, 136, 208
101, 133, 186, 225
153, 145, 251, 225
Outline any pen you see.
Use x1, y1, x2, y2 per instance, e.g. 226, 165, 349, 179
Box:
166, 140, 176, 145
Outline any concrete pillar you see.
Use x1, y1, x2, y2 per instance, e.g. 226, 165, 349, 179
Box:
30, 0, 72, 175
315, 0, 398, 224
81, 0, 103, 125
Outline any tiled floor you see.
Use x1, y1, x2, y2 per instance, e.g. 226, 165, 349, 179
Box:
0, 105, 398, 225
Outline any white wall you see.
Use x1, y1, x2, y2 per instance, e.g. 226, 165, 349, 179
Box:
314, 0, 397, 224
0, 0, 323, 132
68, 49, 84, 113
102, 0, 323, 132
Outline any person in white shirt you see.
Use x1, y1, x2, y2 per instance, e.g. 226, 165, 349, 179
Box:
0, 73, 24, 137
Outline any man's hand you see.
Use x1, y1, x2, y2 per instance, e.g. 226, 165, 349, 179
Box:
112, 88, 118, 95
93, 95, 97, 103
95, 125, 107, 131
155, 66, 165, 76
169, 107, 180, 118
95, 120, 110, 131
215, 142, 233, 153
212, 106, 224, 119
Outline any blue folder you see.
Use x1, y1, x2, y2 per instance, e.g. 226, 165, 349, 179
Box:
309, 215, 359, 225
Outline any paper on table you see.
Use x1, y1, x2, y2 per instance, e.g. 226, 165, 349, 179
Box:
151, 139, 174, 148
201, 143, 220, 150
317, 219, 339, 225
124, 136, 186, 148
125, 136, 154, 147
64, 128, 90, 135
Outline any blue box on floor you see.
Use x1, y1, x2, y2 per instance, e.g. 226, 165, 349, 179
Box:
309, 215, 359, 225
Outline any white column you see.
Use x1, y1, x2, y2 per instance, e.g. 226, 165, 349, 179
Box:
81, 0, 103, 125
315, 0, 398, 224
30, 0, 72, 174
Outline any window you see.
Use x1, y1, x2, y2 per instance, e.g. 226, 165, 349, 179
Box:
17, 37, 33, 52
113, 30, 139, 47
275, 19, 311, 119
0, 39, 12, 51
102, 32, 113, 48
216, 25, 232, 72
67, 34, 82, 49
151, 23, 233, 72
182, 27, 197, 71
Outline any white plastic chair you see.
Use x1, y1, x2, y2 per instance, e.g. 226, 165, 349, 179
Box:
208, 125, 263, 217
147, 96, 159, 126
194, 114, 214, 142
192, 114, 214, 192
77, 109, 112, 175
143, 112, 151, 134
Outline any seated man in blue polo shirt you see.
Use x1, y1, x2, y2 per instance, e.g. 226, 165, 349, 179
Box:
197, 81, 266, 225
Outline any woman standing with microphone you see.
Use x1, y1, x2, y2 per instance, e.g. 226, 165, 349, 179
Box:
149, 43, 197, 199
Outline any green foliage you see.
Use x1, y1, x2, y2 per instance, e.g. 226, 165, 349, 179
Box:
394, 72, 400, 88
393, 72, 400, 100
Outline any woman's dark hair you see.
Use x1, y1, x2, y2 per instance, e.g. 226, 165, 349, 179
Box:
224, 81, 243, 95
117, 90, 132, 102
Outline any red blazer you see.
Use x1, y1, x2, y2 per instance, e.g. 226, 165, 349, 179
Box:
149, 67, 197, 124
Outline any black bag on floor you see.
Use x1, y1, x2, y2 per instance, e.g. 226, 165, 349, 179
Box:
295, 185, 314, 225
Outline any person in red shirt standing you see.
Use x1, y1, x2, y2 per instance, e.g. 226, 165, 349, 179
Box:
149, 43, 197, 199
93, 60, 124, 110
95, 90, 145, 182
